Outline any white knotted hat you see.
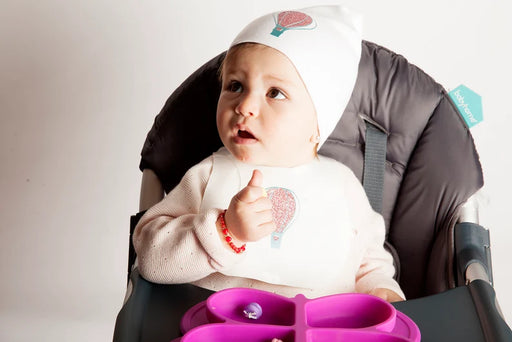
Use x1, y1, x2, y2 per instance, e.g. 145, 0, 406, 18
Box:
230, 5, 362, 148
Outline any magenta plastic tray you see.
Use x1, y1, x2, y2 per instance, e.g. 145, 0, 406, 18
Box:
172, 288, 420, 342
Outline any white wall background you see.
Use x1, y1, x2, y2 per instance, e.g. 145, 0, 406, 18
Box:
1, 0, 511, 341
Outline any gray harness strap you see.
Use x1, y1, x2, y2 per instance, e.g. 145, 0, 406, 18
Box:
361, 117, 401, 280
362, 120, 388, 213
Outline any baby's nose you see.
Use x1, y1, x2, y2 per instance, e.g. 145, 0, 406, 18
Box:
235, 93, 260, 117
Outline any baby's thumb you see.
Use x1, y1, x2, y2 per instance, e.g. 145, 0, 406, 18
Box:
237, 169, 266, 203
247, 169, 263, 188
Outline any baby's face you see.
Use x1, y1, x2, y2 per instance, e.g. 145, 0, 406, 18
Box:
217, 44, 318, 167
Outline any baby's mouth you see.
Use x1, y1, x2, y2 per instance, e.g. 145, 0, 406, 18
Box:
238, 130, 256, 139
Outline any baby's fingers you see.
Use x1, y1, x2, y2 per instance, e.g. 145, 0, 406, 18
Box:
251, 197, 275, 228
248, 209, 276, 241
251, 195, 273, 212
257, 220, 276, 235
238, 186, 266, 203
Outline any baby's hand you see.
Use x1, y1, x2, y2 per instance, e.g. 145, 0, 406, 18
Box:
369, 288, 404, 303
224, 169, 276, 243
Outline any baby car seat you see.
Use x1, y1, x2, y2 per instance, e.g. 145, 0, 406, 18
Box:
114, 41, 511, 341
134, 40, 483, 298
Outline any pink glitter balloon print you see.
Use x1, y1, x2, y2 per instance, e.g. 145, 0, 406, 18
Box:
266, 187, 298, 248
271, 11, 317, 37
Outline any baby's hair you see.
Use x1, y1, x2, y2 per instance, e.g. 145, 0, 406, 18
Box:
217, 42, 263, 83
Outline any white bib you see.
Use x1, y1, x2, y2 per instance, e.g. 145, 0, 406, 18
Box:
201, 148, 359, 290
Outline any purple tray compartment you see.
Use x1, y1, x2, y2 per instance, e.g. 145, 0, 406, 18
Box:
178, 288, 420, 342
307, 329, 410, 342
207, 287, 296, 326
179, 324, 295, 342
305, 294, 395, 331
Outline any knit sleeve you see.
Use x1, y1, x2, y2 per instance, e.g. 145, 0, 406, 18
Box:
132, 157, 244, 284
344, 170, 405, 299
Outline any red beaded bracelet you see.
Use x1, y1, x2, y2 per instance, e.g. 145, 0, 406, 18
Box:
219, 210, 246, 254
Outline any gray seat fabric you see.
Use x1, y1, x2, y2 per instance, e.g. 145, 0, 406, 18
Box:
139, 40, 483, 299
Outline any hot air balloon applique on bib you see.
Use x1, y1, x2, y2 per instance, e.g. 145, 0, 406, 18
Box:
271, 11, 317, 37
266, 187, 298, 248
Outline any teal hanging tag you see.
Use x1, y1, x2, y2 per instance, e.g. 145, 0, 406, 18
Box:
448, 84, 483, 128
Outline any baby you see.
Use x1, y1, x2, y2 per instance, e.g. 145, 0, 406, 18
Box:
133, 5, 404, 302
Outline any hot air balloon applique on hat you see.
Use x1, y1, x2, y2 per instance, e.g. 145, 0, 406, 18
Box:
271, 11, 317, 37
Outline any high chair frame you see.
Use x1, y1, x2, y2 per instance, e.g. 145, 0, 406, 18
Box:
114, 41, 511, 341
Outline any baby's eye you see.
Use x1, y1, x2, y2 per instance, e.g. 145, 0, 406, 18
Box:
227, 81, 243, 93
267, 88, 286, 99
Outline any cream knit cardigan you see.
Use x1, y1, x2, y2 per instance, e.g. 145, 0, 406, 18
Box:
133, 148, 404, 299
